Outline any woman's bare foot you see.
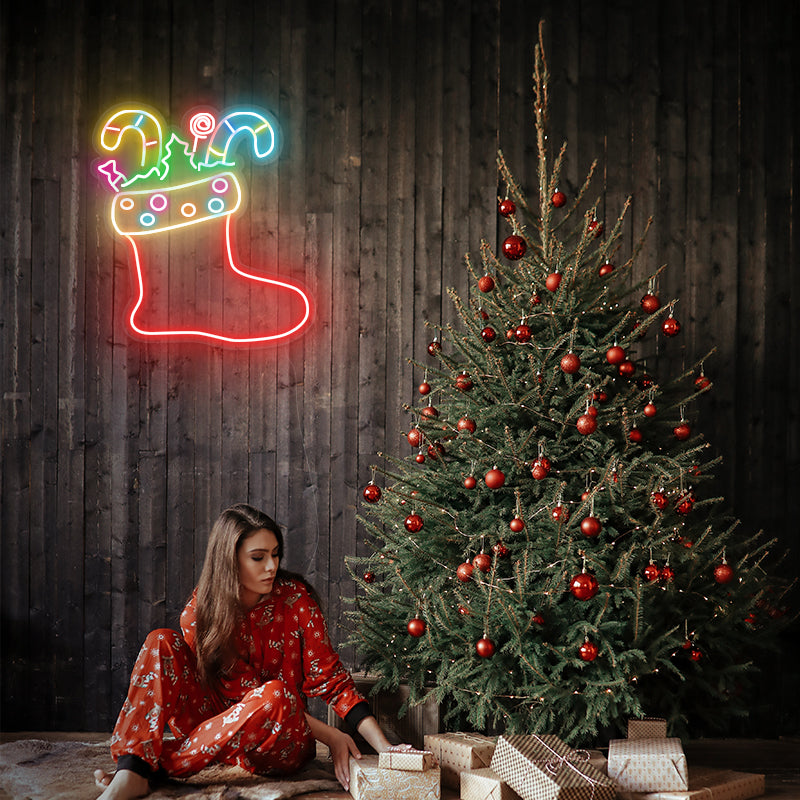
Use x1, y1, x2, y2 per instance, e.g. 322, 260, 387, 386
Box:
94, 768, 149, 799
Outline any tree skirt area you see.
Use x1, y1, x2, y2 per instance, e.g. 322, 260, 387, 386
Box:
0, 738, 342, 800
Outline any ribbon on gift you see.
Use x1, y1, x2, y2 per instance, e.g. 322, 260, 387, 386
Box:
531, 735, 603, 800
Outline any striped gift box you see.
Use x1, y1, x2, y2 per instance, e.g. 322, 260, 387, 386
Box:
627, 718, 668, 740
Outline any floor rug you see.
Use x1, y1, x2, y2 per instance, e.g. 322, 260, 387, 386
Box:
0, 739, 342, 800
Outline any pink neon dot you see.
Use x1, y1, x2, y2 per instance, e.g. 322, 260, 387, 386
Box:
211, 177, 229, 194
150, 193, 168, 211
120, 197, 135, 211
181, 203, 197, 218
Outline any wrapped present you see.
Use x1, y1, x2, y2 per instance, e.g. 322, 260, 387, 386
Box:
585, 749, 609, 775
348, 754, 440, 800
378, 744, 437, 771
424, 731, 496, 789
616, 765, 765, 800
490, 734, 617, 800
608, 737, 688, 793
628, 718, 668, 740
461, 767, 522, 800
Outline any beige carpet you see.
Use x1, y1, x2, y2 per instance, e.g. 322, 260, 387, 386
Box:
0, 739, 342, 800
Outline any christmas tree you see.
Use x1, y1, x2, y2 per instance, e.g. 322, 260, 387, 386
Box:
347, 23, 790, 746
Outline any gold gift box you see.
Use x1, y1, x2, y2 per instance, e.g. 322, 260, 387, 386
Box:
609, 737, 688, 793
460, 767, 522, 800
616, 765, 765, 800
424, 731, 497, 790
377, 745, 437, 771
348, 754, 440, 800
627, 718, 668, 740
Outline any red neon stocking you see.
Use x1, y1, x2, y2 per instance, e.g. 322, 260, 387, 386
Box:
112, 173, 310, 344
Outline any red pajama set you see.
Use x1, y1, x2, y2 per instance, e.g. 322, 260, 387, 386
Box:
109, 577, 370, 779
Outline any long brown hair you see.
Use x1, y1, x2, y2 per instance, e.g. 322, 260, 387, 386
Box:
194, 503, 285, 688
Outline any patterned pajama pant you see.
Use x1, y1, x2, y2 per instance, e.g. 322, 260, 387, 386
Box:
110, 629, 315, 777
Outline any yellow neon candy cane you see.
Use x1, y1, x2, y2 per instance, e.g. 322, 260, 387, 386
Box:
97, 108, 165, 190
203, 110, 278, 167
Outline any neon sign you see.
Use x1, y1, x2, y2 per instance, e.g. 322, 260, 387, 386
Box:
93, 104, 311, 344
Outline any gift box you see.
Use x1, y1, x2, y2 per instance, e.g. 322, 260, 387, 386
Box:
608, 737, 688, 793
490, 734, 617, 800
348, 754, 440, 800
585, 749, 609, 775
627, 718, 668, 740
460, 767, 522, 800
378, 745, 437, 771
615, 765, 765, 800
424, 731, 496, 790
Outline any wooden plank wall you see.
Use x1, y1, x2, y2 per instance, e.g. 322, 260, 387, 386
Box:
1, 0, 797, 733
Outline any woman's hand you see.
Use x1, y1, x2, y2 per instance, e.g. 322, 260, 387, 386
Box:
304, 714, 361, 791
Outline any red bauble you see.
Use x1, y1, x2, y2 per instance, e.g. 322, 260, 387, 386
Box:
404, 513, 424, 532
531, 293, 542, 306
579, 640, 599, 662
551, 190, 567, 207
458, 605, 471, 616
714, 562, 735, 584
588, 219, 603, 238
456, 561, 474, 582
545, 272, 562, 292
560, 352, 581, 374
643, 402, 657, 418
551, 505, 569, 523
407, 617, 426, 637
598, 261, 614, 277
577, 414, 597, 435
531, 456, 551, 480
651, 491, 668, 510
510, 516, 525, 532
618, 359, 636, 377
514, 323, 532, 343
478, 275, 495, 293
498, 198, 516, 217
420, 405, 439, 419
457, 416, 477, 433
659, 565, 675, 582
415, 452, 426, 463
463, 475, 477, 489
481, 326, 497, 343
580, 516, 602, 538
484, 467, 506, 489
695, 374, 711, 390
427, 442, 445, 459
363, 571, 376, 583
690, 648, 703, 662
532, 613, 545, 625
502, 234, 527, 260
407, 427, 422, 447
570, 572, 599, 600
629, 426, 643, 443
674, 422, 691, 440
418, 381, 431, 395
427, 339, 441, 355
472, 552, 492, 573
593, 390, 608, 403
606, 345, 626, 365
662, 317, 681, 337
641, 293, 661, 313
643, 563, 660, 581
586, 404, 598, 418
456, 372, 473, 391
476, 636, 496, 658
676, 491, 695, 515
492, 542, 509, 557
363, 483, 382, 503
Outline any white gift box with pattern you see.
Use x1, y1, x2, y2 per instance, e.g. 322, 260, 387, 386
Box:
348, 754, 440, 800
616, 765, 765, 800
460, 766, 523, 800
377, 744, 437, 771
424, 731, 496, 789
608, 737, 689, 793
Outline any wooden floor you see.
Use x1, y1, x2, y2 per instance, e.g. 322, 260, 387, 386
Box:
1, 734, 798, 799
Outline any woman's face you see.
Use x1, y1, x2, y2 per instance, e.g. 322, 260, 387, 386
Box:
237, 528, 280, 609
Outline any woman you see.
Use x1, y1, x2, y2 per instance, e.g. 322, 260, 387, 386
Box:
95, 503, 391, 800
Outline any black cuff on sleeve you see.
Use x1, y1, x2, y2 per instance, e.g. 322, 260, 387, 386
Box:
344, 700, 373, 731
116, 753, 156, 781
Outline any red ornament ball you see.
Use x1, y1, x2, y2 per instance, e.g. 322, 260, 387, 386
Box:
662, 317, 681, 337
458, 605, 471, 616
551, 190, 567, 207
577, 413, 597, 435
560, 352, 581, 374
588, 219, 603, 238
456, 561, 474, 582
407, 427, 422, 447
676, 491, 695, 515
484, 467, 506, 489
674, 422, 691, 440
570, 572, 599, 601
643, 402, 657, 418
481, 326, 497, 343
476, 636, 496, 658
502, 234, 527, 260
498, 198, 516, 217
427, 442, 444, 459
545, 272, 562, 292
492, 541, 509, 557
641, 293, 661, 313
478, 274, 495, 293
580, 516, 602, 538
404, 513, 424, 532
651, 491, 668, 510
579, 640, 599, 662
514, 323, 532, 343
593, 390, 608, 403
456, 372, 473, 391
598, 261, 614, 277
363, 483, 382, 503
606, 345, 626, 365
415, 452, 425, 463
463, 475, 477, 489
531, 456, 551, 480
420, 405, 439, 419
629, 426, 643, 443
472, 552, 492, 573
457, 416, 477, 433
532, 613, 545, 626
551, 505, 569, 523
418, 381, 431, 395
427, 339, 441, 355
644, 563, 660, 582
586, 404, 598, 418
618, 359, 636, 377
510, 516, 525, 532
363, 571, 375, 583
660, 565, 675, 582
714, 562, 735, 584
407, 617, 426, 637
690, 648, 703, 662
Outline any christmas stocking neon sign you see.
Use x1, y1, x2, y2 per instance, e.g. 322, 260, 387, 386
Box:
94, 104, 311, 345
